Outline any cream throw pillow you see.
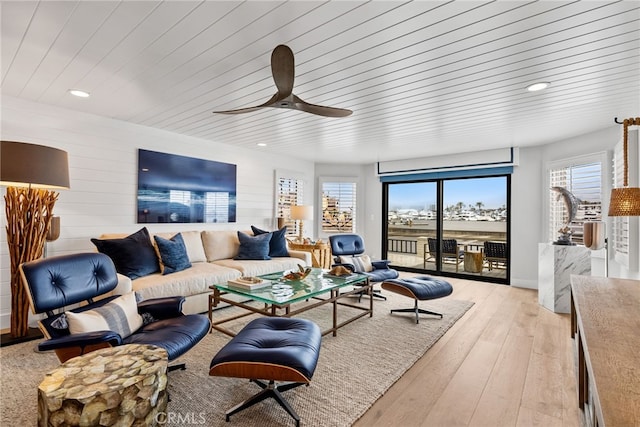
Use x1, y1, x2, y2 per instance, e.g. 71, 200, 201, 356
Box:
66, 292, 143, 339
338, 255, 373, 273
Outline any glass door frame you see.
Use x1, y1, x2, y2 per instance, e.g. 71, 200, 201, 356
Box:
382, 174, 511, 285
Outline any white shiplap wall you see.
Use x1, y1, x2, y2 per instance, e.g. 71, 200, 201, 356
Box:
0, 96, 315, 330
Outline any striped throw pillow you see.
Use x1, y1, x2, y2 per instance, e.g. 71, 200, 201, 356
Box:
338, 255, 373, 273
66, 292, 143, 339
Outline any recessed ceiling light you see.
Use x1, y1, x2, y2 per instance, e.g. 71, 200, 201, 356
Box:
257, 143, 267, 147
526, 82, 550, 92
69, 89, 90, 98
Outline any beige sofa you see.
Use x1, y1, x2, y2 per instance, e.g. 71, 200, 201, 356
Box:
101, 230, 311, 314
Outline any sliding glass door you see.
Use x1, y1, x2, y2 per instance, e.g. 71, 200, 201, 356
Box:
387, 181, 437, 269
384, 175, 509, 284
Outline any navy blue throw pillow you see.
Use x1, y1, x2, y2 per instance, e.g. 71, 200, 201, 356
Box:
251, 225, 289, 257
235, 231, 272, 260
91, 227, 160, 280
154, 233, 192, 275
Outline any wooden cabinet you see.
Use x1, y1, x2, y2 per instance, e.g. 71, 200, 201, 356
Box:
570, 275, 640, 427
288, 241, 332, 269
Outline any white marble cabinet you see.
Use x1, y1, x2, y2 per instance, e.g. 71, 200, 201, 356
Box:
538, 243, 591, 313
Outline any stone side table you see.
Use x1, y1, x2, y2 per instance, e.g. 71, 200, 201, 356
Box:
38, 344, 168, 427
538, 243, 591, 313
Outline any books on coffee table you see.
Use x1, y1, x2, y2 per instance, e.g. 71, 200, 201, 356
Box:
227, 277, 271, 291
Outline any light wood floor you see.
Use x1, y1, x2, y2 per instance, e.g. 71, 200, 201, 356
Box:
354, 276, 580, 427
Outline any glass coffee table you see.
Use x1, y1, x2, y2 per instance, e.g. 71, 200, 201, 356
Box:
208, 268, 372, 337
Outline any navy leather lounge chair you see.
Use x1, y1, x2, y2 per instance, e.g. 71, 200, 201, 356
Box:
20, 252, 210, 369
329, 233, 399, 300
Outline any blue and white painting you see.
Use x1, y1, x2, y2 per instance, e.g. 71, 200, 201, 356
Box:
137, 149, 237, 223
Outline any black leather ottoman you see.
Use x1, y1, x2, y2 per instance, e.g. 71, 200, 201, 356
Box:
381, 276, 453, 323
209, 317, 321, 426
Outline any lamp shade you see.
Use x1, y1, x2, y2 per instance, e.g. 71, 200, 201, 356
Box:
608, 187, 640, 216
0, 141, 70, 189
290, 205, 314, 221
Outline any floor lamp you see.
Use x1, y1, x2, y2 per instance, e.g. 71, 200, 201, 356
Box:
1, 141, 69, 341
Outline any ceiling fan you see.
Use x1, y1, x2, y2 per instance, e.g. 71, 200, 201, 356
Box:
213, 45, 352, 118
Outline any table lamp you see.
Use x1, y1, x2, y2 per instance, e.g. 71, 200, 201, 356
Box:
1, 141, 69, 340
608, 117, 640, 216
290, 205, 313, 243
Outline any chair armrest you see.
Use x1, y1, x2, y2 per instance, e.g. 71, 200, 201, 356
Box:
38, 331, 122, 352
287, 249, 312, 266
372, 260, 392, 270
138, 296, 185, 319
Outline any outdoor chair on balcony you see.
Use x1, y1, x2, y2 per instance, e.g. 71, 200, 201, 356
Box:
424, 238, 464, 272
484, 241, 507, 270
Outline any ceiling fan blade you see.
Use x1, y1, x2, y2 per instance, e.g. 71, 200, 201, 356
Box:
271, 45, 295, 97
213, 92, 286, 114
292, 94, 352, 117
213, 45, 353, 117
213, 105, 267, 115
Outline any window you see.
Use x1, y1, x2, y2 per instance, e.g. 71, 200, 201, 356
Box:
276, 172, 304, 237
321, 180, 357, 233
384, 175, 509, 283
548, 155, 604, 245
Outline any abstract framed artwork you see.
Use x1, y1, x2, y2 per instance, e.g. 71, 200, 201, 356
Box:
137, 149, 237, 223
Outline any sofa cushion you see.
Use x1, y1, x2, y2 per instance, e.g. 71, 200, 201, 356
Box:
154, 233, 192, 275
131, 262, 241, 301
91, 227, 160, 279
66, 292, 143, 339
202, 230, 243, 262
213, 257, 307, 277
251, 225, 289, 257
154, 231, 206, 263
235, 231, 272, 260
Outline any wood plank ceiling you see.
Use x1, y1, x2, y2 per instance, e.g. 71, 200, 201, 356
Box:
1, 1, 639, 164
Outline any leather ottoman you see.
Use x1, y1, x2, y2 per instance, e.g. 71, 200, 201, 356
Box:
381, 276, 453, 323
209, 317, 321, 426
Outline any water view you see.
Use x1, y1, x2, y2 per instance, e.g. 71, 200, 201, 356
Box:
385, 177, 508, 280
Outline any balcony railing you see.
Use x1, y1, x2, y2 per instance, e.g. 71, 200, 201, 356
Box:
388, 238, 417, 254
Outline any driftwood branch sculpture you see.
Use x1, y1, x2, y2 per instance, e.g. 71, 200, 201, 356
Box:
4, 186, 58, 337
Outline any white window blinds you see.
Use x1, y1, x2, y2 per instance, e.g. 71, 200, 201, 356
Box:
322, 181, 357, 233
549, 160, 603, 245
277, 176, 304, 236
611, 142, 630, 260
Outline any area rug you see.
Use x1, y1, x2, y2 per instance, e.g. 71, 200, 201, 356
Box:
0, 293, 473, 426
